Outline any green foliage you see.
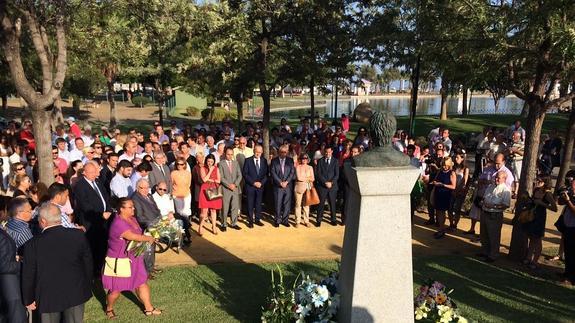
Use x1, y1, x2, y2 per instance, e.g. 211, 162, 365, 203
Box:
201, 107, 237, 121
131, 96, 152, 107
185, 106, 200, 117
260, 266, 297, 323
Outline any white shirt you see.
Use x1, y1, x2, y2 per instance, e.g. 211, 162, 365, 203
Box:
110, 173, 133, 198
152, 192, 175, 217
68, 149, 83, 163
58, 149, 71, 163
482, 183, 511, 213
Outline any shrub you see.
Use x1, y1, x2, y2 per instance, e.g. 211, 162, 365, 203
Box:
201, 107, 238, 121
132, 96, 152, 107
186, 106, 201, 117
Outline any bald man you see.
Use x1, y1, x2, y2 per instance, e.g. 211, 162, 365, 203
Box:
73, 161, 111, 276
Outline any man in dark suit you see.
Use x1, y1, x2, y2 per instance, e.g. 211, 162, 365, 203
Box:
73, 161, 111, 276
242, 144, 268, 228
0, 224, 27, 323
315, 146, 339, 226
99, 152, 119, 195
148, 152, 172, 193
22, 204, 92, 323
270, 144, 295, 227
132, 178, 162, 274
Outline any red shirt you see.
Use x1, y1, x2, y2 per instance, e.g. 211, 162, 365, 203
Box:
69, 123, 82, 138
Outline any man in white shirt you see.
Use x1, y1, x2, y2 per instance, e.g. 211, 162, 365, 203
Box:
68, 138, 85, 163
151, 181, 191, 245
479, 171, 511, 263
119, 140, 138, 162
110, 160, 134, 199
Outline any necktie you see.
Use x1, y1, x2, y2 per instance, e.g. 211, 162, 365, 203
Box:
281, 159, 285, 175
326, 158, 330, 165
227, 160, 232, 172
256, 159, 260, 173
91, 181, 106, 209
158, 164, 165, 177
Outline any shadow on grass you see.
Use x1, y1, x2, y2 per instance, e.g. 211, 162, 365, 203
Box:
414, 255, 575, 323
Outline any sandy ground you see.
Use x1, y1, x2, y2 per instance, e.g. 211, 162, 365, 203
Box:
155, 206, 563, 267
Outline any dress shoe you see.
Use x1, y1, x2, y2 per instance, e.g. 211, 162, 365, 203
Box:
330, 221, 337, 226
231, 225, 242, 230
247, 223, 254, 228
221, 226, 227, 232
315, 223, 321, 227
424, 219, 436, 226
282, 222, 290, 227
255, 221, 264, 226
273, 223, 279, 228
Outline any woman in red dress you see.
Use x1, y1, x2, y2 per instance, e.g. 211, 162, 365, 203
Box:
198, 154, 222, 236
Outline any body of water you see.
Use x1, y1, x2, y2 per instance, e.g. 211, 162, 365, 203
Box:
267, 96, 538, 119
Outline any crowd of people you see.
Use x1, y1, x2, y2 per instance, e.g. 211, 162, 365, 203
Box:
0, 113, 573, 322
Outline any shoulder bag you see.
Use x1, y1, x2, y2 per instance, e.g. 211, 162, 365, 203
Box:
205, 182, 223, 200
303, 183, 320, 206
103, 239, 131, 278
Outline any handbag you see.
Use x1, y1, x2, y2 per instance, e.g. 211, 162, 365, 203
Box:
303, 183, 320, 206
517, 200, 535, 224
205, 183, 223, 200
103, 257, 132, 278
103, 239, 131, 278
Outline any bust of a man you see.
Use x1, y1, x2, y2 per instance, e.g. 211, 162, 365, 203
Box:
353, 110, 410, 167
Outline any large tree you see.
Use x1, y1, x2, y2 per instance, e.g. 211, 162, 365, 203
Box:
1, 0, 69, 186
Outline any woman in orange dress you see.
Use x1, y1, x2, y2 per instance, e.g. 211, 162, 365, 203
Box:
197, 154, 222, 235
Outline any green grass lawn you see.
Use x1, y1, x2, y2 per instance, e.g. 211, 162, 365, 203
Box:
84, 256, 575, 322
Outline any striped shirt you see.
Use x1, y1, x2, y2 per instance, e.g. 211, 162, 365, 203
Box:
6, 218, 33, 249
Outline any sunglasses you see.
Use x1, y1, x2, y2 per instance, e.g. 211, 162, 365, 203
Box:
177, 163, 185, 166
156, 188, 167, 192
16, 167, 24, 171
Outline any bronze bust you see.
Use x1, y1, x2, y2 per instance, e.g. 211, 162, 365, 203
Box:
352, 109, 410, 167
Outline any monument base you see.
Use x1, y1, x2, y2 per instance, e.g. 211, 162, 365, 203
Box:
339, 165, 419, 323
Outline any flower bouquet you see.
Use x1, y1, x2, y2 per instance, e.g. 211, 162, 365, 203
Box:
414, 280, 467, 323
261, 266, 340, 323
127, 217, 183, 257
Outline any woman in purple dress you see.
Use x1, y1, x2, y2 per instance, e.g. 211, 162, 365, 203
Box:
102, 198, 161, 319
431, 157, 457, 239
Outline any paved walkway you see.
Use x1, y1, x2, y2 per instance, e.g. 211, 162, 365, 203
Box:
156, 207, 564, 267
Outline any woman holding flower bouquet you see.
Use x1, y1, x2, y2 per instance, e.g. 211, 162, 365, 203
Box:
198, 154, 222, 236
102, 198, 162, 319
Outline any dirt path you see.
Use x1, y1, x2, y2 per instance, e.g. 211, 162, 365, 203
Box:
156, 207, 564, 267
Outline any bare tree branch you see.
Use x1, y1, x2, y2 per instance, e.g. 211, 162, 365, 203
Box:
23, 10, 53, 94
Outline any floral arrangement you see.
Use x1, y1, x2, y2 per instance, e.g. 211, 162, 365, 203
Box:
414, 280, 467, 323
127, 217, 183, 257
261, 267, 340, 323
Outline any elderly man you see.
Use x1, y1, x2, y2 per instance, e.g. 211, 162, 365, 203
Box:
73, 161, 111, 276
5, 196, 33, 253
22, 204, 92, 323
68, 137, 85, 163
479, 171, 511, 263
152, 181, 191, 245
218, 147, 243, 231
213, 142, 225, 164
270, 144, 295, 227
132, 178, 162, 274
149, 152, 172, 192
110, 160, 134, 200
119, 140, 138, 162
233, 136, 254, 169
243, 144, 268, 228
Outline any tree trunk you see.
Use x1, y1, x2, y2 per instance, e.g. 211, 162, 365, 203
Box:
1, 94, 7, 110
409, 55, 421, 135
509, 102, 546, 261
310, 77, 315, 128
494, 97, 500, 112
555, 102, 575, 193
334, 82, 338, 118
468, 91, 473, 113
31, 108, 54, 186
108, 80, 117, 127
51, 96, 64, 127
462, 86, 468, 116
235, 97, 244, 132
261, 88, 271, 160
520, 100, 529, 118
439, 78, 448, 120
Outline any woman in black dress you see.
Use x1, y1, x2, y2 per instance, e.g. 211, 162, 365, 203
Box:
522, 176, 557, 269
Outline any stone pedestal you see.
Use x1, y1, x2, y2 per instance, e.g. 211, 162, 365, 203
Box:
339, 165, 419, 323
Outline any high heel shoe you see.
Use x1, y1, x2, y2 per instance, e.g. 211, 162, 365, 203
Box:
212, 226, 218, 235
